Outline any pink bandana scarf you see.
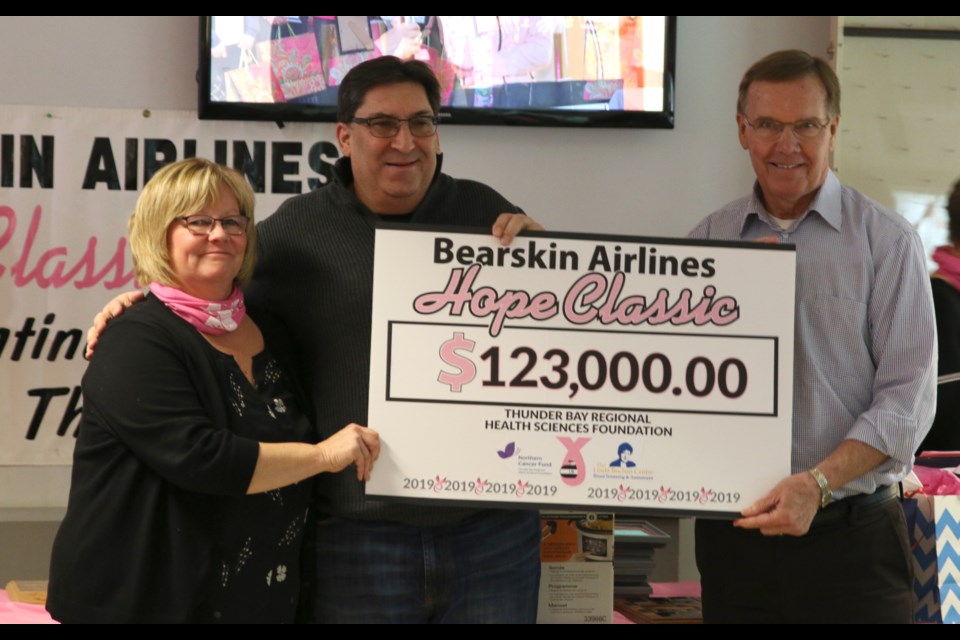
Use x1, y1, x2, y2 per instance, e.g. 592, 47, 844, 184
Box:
933, 246, 960, 292
149, 282, 245, 335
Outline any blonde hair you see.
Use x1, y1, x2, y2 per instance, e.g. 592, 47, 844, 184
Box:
128, 158, 257, 287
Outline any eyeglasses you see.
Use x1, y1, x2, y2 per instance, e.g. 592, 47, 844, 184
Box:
741, 115, 831, 140
177, 215, 249, 236
351, 115, 440, 138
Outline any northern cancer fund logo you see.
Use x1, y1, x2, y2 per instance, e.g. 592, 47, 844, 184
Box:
496, 441, 517, 459
500, 442, 554, 476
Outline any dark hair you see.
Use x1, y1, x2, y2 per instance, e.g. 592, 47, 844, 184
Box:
948, 179, 960, 244
617, 442, 633, 456
337, 56, 441, 122
737, 49, 841, 118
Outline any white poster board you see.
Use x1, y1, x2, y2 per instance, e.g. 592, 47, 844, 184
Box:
367, 226, 795, 516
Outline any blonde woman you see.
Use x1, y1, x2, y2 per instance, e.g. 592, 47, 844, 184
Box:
47, 158, 379, 623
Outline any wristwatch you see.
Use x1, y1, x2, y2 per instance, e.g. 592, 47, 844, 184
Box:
808, 466, 833, 508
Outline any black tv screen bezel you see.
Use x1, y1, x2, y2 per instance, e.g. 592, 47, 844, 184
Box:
197, 16, 677, 129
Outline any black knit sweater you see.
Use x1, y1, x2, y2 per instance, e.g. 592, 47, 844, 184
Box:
247, 155, 523, 525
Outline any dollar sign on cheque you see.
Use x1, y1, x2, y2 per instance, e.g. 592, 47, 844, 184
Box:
438, 332, 477, 392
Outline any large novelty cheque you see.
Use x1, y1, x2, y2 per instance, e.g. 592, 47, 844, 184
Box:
367, 227, 795, 516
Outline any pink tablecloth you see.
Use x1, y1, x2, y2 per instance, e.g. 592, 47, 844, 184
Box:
649, 580, 701, 599
6, 582, 701, 624
0, 590, 56, 624
614, 581, 702, 624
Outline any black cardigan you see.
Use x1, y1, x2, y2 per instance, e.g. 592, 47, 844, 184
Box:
47, 296, 313, 623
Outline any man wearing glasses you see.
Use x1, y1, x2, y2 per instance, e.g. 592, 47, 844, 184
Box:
247, 56, 543, 623
688, 49, 936, 623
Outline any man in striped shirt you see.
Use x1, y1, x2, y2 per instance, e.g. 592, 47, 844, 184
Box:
690, 49, 936, 623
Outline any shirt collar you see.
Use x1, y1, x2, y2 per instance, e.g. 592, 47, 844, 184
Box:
739, 170, 843, 236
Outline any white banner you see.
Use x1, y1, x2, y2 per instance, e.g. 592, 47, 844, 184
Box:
367, 226, 796, 516
0, 104, 339, 465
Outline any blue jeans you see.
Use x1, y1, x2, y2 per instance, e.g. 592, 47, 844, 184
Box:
307, 509, 541, 623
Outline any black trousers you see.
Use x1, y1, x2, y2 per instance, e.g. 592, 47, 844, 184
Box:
695, 496, 913, 623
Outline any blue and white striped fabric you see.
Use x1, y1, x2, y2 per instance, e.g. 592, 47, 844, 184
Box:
936, 497, 960, 624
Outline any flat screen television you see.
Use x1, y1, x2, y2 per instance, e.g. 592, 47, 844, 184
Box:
198, 16, 676, 129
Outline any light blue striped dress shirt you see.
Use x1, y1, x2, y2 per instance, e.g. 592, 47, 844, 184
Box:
689, 171, 937, 499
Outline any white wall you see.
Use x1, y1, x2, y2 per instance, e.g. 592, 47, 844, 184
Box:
0, 13, 830, 586
0, 11, 829, 490
0, 15, 830, 240
0, 15, 829, 502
